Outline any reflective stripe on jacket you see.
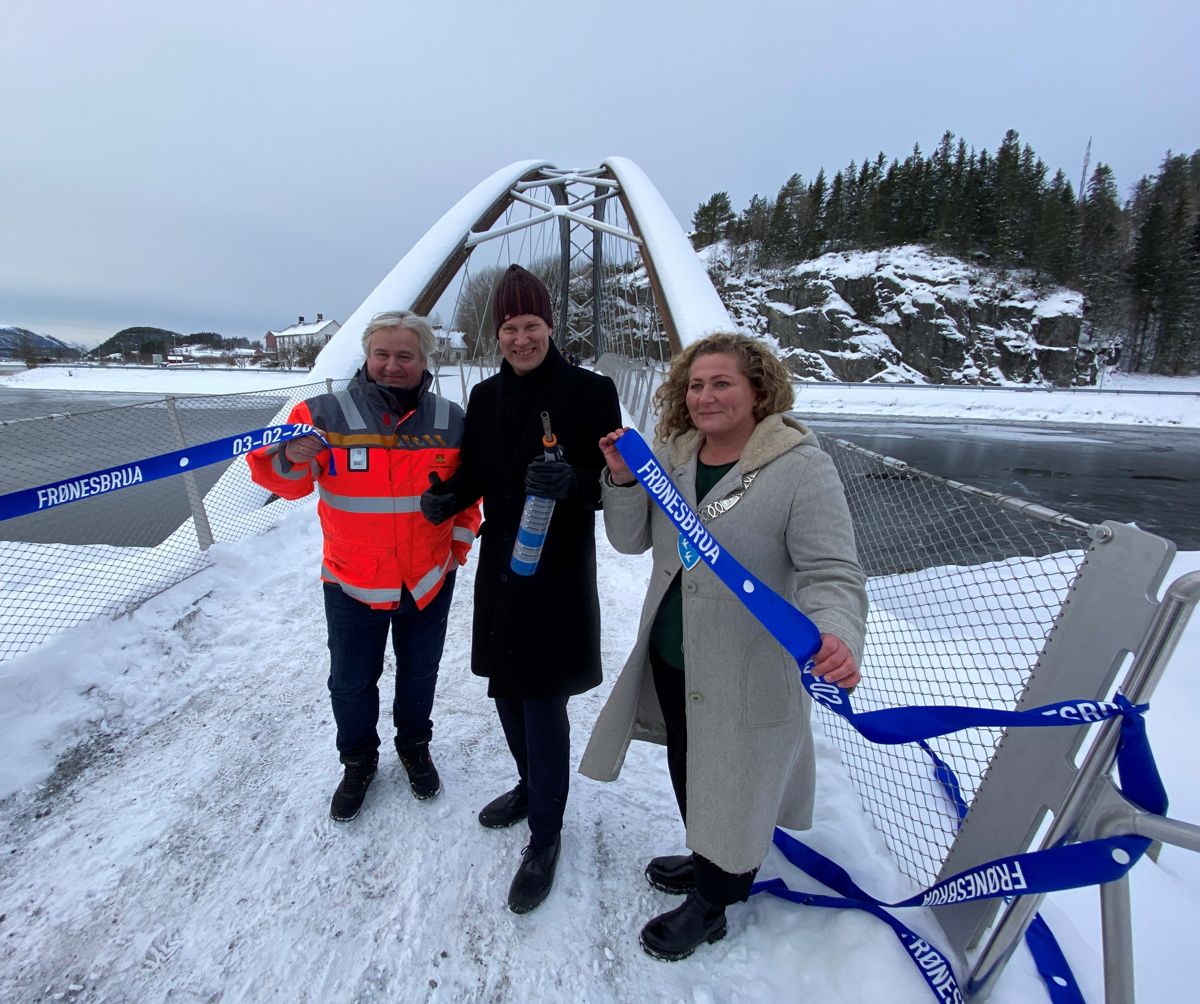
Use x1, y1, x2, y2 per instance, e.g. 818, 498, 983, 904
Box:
246, 369, 481, 610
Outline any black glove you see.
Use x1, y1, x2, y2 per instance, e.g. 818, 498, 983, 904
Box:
420, 472, 460, 526
525, 460, 576, 501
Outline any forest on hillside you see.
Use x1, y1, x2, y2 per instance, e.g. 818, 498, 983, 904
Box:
92, 328, 261, 358
691, 131, 1200, 375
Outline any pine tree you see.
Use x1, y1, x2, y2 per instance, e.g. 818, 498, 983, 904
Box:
1078, 164, 1127, 349
840, 160, 861, 241
824, 171, 846, 246
737, 194, 772, 247
930, 131, 958, 242
942, 140, 976, 250
1019, 145, 1048, 260
892, 142, 932, 243
803, 169, 828, 257
691, 192, 735, 248
993, 129, 1025, 259
763, 174, 806, 263
1148, 154, 1200, 373
969, 148, 995, 250
1128, 199, 1165, 371
860, 153, 892, 245
1033, 169, 1078, 282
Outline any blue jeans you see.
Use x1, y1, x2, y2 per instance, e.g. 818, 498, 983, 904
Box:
323, 571, 455, 761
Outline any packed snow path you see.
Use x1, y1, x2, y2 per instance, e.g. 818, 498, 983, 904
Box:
0, 507, 937, 1002
2, 504, 1196, 1001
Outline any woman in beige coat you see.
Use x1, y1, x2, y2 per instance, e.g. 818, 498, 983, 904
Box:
580, 332, 867, 961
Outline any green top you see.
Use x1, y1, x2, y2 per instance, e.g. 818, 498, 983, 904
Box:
648, 458, 737, 670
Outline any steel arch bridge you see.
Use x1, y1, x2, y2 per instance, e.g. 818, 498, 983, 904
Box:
308, 158, 733, 434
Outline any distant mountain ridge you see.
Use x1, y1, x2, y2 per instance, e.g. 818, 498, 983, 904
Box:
0, 326, 78, 360
701, 244, 1094, 385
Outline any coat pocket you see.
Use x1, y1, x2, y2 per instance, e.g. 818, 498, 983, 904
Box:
740, 632, 799, 728
323, 535, 383, 585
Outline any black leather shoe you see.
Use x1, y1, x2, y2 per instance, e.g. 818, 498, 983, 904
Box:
329, 754, 378, 822
397, 742, 441, 800
508, 837, 561, 914
646, 853, 696, 894
640, 892, 727, 961
478, 782, 529, 828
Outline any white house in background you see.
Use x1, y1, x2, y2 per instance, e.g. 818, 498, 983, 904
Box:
265, 314, 340, 354
434, 328, 467, 363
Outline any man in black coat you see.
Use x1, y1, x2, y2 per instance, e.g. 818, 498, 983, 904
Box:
421, 264, 621, 914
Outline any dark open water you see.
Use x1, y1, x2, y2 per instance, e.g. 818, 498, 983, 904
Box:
2, 387, 1198, 550
807, 415, 1200, 550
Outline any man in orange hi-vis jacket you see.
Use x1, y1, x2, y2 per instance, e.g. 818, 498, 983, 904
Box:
248, 310, 481, 822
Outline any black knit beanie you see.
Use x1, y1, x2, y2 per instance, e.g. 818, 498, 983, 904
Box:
492, 264, 554, 334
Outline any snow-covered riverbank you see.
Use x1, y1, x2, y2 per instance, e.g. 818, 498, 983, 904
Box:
4, 363, 1199, 426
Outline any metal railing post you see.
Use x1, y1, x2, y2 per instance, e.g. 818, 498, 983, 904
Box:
1100, 875, 1135, 1003
165, 396, 215, 551
553, 182, 571, 339
592, 197, 605, 359
637, 365, 653, 434
1094, 807, 1200, 1002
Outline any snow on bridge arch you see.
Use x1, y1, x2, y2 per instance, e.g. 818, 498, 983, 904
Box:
307, 157, 733, 393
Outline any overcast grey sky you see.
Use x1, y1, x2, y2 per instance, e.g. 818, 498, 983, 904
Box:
2, 0, 1197, 347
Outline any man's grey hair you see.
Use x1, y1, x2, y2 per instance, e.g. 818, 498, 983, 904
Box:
361, 310, 437, 361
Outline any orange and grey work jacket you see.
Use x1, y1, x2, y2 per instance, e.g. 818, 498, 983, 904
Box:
246, 370, 481, 610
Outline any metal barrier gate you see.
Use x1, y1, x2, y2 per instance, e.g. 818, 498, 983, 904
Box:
820, 435, 1199, 1000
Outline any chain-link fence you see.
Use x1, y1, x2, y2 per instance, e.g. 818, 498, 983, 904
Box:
818, 435, 1100, 891
0, 380, 353, 662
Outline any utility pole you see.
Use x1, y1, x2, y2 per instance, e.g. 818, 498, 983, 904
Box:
1078, 136, 1092, 201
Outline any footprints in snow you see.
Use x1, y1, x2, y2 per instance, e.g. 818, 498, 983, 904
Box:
140, 928, 183, 971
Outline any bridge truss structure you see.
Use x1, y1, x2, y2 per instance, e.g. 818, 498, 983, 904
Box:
308, 157, 730, 435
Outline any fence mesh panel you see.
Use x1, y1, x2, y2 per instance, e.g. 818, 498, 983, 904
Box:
817, 434, 1095, 889
0, 379, 351, 662
4, 371, 1105, 901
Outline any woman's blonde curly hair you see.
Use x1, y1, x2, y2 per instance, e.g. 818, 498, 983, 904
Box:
654, 332, 795, 442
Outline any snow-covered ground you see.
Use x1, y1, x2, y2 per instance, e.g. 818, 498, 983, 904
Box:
3, 363, 1199, 427
0, 367, 1197, 1002
0, 364, 315, 396
790, 372, 1200, 428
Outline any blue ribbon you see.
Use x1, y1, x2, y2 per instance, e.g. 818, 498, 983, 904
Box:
613, 428, 822, 659
614, 428, 1147, 745
0, 423, 333, 522
752, 714, 1162, 1002
1024, 913, 1087, 1004
613, 429, 1167, 1004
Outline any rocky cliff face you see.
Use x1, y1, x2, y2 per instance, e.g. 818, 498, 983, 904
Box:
702, 245, 1095, 385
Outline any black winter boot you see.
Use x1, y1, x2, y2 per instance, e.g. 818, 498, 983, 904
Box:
478, 781, 529, 828
329, 753, 378, 822
397, 741, 441, 800
507, 836, 561, 914
640, 892, 728, 961
645, 853, 696, 895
